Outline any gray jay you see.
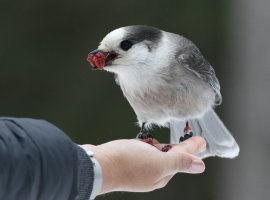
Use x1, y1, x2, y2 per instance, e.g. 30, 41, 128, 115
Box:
87, 25, 239, 159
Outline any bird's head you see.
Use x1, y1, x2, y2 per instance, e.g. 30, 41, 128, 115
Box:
87, 25, 170, 75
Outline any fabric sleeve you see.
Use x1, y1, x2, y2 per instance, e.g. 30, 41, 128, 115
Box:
0, 117, 94, 200
78, 147, 103, 200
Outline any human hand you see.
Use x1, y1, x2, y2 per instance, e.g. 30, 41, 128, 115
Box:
81, 136, 206, 195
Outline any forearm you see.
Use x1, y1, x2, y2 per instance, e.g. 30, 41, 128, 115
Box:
0, 117, 94, 200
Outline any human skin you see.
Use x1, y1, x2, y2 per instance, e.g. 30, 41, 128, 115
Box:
81, 136, 206, 196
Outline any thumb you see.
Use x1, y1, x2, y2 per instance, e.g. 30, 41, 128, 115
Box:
164, 137, 206, 174
176, 153, 205, 174
165, 152, 205, 174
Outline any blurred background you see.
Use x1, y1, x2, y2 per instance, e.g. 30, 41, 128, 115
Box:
0, 0, 269, 199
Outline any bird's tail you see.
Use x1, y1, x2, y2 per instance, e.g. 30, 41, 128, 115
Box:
170, 108, 239, 159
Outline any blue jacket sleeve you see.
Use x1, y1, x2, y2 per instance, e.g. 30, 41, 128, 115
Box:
0, 117, 94, 200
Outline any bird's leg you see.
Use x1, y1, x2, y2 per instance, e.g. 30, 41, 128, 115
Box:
136, 122, 154, 144
183, 121, 192, 134
140, 122, 146, 134
179, 121, 193, 142
136, 122, 172, 152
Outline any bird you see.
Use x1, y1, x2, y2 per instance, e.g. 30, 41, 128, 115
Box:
87, 25, 239, 159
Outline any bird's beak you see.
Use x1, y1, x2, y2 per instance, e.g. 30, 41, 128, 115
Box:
89, 49, 102, 55
87, 49, 118, 70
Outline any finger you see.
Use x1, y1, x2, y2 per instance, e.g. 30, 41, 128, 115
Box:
170, 136, 207, 155
153, 136, 206, 153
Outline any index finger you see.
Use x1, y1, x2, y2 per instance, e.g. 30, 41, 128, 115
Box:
169, 136, 207, 155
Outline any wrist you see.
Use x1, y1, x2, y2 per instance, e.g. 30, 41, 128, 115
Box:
81, 145, 120, 195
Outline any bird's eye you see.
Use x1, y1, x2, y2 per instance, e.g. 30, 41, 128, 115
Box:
120, 40, 133, 51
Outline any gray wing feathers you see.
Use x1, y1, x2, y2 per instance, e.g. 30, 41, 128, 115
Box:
176, 40, 222, 105
170, 108, 240, 159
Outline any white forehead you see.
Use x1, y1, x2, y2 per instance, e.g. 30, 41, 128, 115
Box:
98, 27, 126, 52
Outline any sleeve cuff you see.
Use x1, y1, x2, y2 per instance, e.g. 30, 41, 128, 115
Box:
77, 145, 103, 200
85, 149, 103, 200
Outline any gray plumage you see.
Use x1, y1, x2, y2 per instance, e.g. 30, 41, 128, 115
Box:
175, 38, 222, 105
96, 25, 239, 159
170, 109, 240, 158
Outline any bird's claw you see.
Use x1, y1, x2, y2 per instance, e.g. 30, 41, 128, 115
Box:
136, 131, 153, 140
161, 145, 172, 152
179, 121, 194, 142
179, 132, 193, 142
136, 132, 172, 152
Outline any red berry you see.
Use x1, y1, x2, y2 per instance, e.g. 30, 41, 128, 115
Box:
94, 52, 105, 70
86, 52, 105, 70
87, 54, 97, 68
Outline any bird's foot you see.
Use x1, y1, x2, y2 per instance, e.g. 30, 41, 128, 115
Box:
136, 132, 172, 152
179, 132, 193, 142
136, 131, 153, 139
161, 145, 172, 152
179, 121, 194, 142
136, 132, 154, 144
